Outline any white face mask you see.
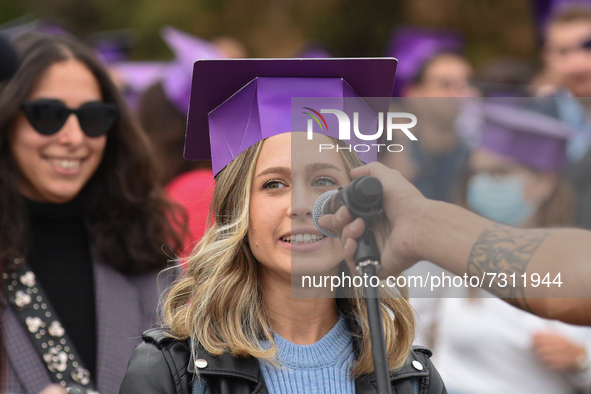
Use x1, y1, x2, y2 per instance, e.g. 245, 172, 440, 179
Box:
466, 173, 539, 226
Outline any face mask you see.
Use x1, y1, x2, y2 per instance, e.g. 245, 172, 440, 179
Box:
466, 173, 538, 226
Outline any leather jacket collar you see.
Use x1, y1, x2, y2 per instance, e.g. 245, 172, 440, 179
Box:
120, 328, 446, 394
186, 336, 433, 394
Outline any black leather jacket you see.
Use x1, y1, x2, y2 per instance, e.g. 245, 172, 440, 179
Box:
120, 328, 447, 394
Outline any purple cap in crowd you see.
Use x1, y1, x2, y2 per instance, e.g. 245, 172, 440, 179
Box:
385, 26, 463, 96
184, 58, 397, 175
110, 26, 224, 113
161, 26, 224, 115
111, 61, 168, 91
479, 102, 574, 171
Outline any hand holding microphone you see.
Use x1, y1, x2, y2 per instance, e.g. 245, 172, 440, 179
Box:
316, 161, 428, 278
314, 165, 426, 394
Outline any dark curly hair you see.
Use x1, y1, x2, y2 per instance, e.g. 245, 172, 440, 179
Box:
0, 33, 185, 274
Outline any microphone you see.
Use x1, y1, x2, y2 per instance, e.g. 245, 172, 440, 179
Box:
313, 176, 382, 238
0, 33, 19, 82
314, 175, 391, 394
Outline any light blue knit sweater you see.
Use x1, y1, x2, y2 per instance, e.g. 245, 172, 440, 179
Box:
192, 316, 356, 394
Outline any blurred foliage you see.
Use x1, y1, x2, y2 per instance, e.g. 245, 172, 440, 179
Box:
1, 0, 538, 68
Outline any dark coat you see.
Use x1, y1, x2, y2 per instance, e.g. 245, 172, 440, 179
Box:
119, 328, 447, 394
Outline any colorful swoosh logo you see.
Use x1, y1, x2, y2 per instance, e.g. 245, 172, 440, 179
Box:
302, 107, 328, 131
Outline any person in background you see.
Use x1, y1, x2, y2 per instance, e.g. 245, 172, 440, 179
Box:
0, 33, 183, 393
420, 102, 591, 394
530, 1, 591, 229
138, 27, 228, 253
539, 1, 591, 156
381, 26, 476, 202
0, 32, 70, 394
538, 1, 591, 102
139, 27, 222, 186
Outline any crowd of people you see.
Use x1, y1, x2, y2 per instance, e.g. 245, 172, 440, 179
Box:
2, 1, 591, 393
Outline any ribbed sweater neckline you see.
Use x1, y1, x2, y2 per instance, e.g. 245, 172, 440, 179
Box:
268, 316, 351, 369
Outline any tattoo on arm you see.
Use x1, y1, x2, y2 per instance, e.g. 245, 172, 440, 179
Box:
467, 227, 550, 313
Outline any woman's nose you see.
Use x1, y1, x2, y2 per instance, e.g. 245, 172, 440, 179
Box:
56, 114, 85, 146
288, 187, 314, 219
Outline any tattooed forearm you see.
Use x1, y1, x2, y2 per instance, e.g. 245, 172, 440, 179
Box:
467, 227, 550, 313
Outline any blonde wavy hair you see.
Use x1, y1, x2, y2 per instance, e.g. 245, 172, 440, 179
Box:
164, 136, 415, 377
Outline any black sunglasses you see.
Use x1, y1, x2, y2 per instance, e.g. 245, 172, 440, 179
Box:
21, 99, 119, 137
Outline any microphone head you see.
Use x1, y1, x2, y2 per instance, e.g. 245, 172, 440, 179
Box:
312, 189, 339, 238
0, 34, 19, 82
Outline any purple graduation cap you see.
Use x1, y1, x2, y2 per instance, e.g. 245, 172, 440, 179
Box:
111, 61, 168, 92
385, 26, 463, 96
185, 58, 397, 175
110, 61, 168, 109
160, 26, 224, 115
479, 102, 575, 171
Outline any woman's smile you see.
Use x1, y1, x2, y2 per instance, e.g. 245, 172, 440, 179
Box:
279, 228, 328, 252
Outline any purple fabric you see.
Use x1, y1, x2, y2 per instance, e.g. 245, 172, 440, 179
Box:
185, 58, 397, 174
111, 61, 168, 92
480, 103, 574, 171
160, 26, 224, 115
110, 61, 167, 110
385, 26, 463, 96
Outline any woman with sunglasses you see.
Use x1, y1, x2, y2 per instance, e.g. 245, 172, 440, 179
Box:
0, 33, 183, 393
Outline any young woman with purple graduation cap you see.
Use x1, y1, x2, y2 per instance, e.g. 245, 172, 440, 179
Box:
120, 58, 447, 394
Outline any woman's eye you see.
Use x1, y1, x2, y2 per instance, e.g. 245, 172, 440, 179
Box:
314, 177, 336, 187
264, 180, 286, 190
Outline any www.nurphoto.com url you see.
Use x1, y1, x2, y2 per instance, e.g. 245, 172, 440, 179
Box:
301, 272, 563, 292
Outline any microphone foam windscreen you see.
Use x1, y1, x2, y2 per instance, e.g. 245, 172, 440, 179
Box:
0, 34, 19, 82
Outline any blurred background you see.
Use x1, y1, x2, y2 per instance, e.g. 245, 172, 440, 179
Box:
5, 1, 591, 393
0, 0, 537, 63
